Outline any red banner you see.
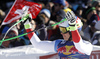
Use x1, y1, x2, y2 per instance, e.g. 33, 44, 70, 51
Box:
2, 0, 42, 25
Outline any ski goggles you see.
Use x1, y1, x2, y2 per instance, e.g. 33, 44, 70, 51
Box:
59, 27, 70, 34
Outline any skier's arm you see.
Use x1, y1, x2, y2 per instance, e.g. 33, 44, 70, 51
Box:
71, 30, 93, 55
24, 18, 55, 52
66, 11, 93, 55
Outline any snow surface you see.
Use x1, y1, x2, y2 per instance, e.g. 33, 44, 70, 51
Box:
0, 45, 100, 59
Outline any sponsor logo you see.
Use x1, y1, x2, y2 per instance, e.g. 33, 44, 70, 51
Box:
57, 45, 83, 55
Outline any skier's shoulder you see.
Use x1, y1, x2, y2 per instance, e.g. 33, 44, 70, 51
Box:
55, 39, 64, 43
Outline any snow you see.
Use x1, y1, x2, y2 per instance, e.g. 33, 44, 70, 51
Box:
0, 45, 100, 59
0, 45, 56, 59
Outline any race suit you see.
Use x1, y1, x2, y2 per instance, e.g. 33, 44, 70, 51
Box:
25, 28, 93, 59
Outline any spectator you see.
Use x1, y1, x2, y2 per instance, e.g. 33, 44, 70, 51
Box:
82, 6, 98, 30
83, 20, 98, 42
45, 2, 54, 13
47, 20, 63, 41
75, 5, 88, 30
34, 9, 51, 40
0, 33, 11, 48
0, 9, 6, 34
0, 9, 6, 25
37, 2, 45, 10
0, 26, 19, 48
47, 0, 70, 40
92, 1, 100, 17
91, 20, 100, 45
86, 6, 97, 24
75, 5, 83, 18
95, 20, 100, 30
1, 21, 16, 34
7, 26, 24, 47
50, 0, 68, 21
91, 31, 100, 46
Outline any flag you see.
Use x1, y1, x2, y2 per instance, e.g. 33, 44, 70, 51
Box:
2, 0, 42, 25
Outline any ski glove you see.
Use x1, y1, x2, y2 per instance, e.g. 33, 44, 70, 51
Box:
65, 11, 77, 31
24, 18, 32, 29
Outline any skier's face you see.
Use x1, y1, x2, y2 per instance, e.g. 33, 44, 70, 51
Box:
59, 27, 71, 41
61, 32, 70, 41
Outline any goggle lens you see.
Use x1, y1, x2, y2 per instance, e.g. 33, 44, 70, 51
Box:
59, 27, 69, 34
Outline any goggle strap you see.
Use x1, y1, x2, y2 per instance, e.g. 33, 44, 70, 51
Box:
66, 27, 70, 31
66, 23, 81, 31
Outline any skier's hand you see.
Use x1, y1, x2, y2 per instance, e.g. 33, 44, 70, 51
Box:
66, 11, 76, 26
23, 14, 33, 30
65, 11, 78, 31
24, 20, 32, 30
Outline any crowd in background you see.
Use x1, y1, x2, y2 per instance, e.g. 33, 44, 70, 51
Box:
0, 0, 100, 48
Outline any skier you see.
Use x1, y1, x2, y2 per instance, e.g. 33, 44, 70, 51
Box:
23, 9, 93, 59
